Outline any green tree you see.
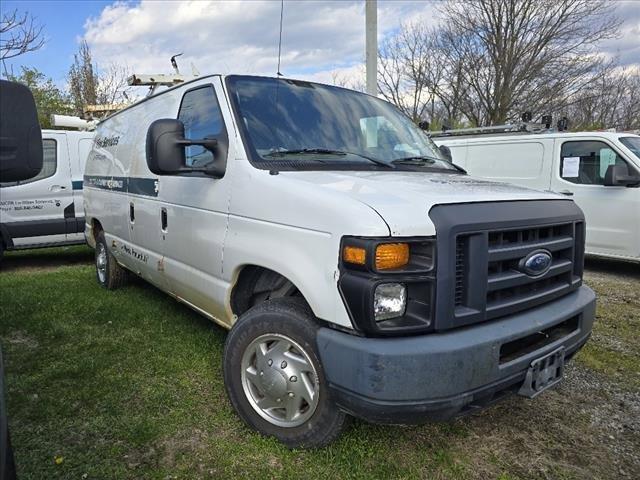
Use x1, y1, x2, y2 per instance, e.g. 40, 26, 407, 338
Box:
7, 67, 73, 128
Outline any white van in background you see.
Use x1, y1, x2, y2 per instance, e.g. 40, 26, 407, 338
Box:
0, 130, 95, 258
434, 132, 640, 262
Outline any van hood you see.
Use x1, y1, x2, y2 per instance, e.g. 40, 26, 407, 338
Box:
280, 170, 561, 236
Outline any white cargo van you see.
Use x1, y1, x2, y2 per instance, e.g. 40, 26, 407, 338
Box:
84, 75, 595, 447
433, 131, 640, 262
0, 130, 95, 257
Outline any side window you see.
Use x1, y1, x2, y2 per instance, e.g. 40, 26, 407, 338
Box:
560, 141, 628, 185
0, 139, 57, 188
177, 86, 225, 168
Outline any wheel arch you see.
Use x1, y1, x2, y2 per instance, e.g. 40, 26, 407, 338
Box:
228, 263, 318, 322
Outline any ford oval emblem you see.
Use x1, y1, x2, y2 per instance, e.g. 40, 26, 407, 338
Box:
519, 249, 553, 277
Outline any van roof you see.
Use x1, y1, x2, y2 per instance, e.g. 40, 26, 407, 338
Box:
98, 74, 221, 123
41, 129, 95, 136
98, 73, 380, 124
436, 131, 639, 144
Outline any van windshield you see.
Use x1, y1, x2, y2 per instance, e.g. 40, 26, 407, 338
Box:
226, 76, 458, 172
620, 137, 640, 161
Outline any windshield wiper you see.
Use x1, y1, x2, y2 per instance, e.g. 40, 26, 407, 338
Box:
391, 155, 467, 173
264, 148, 395, 168
391, 155, 439, 164
265, 148, 346, 157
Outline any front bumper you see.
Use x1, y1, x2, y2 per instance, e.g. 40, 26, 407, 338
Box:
317, 285, 596, 423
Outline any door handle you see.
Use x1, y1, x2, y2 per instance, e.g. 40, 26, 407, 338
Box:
557, 190, 574, 196
50, 184, 67, 191
129, 202, 135, 223
161, 207, 168, 232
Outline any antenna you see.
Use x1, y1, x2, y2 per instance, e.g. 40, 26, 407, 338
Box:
276, 0, 284, 76
171, 53, 183, 74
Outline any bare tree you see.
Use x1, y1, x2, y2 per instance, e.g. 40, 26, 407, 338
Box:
566, 65, 640, 130
330, 67, 366, 92
377, 23, 445, 123
436, 0, 621, 125
97, 62, 132, 105
0, 9, 44, 65
68, 40, 131, 116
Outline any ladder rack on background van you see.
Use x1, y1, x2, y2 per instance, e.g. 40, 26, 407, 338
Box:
429, 115, 569, 139
50, 104, 126, 130
50, 115, 98, 131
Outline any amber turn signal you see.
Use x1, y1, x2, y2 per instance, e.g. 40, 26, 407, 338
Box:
375, 243, 410, 270
343, 245, 366, 265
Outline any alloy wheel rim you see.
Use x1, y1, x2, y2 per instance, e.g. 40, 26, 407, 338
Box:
240, 333, 319, 428
96, 243, 107, 283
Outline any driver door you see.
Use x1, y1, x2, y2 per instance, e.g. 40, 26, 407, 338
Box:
550, 138, 640, 259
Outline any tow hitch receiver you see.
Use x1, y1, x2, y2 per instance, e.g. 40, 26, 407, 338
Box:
518, 346, 565, 398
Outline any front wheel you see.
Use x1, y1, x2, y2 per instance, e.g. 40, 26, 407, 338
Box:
223, 298, 349, 448
95, 231, 128, 289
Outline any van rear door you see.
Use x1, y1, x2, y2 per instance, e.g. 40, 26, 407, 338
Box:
67, 133, 94, 243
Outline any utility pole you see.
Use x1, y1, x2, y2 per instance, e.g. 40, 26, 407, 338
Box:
365, 0, 377, 96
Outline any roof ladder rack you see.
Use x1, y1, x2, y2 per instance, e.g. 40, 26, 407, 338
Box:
429, 115, 570, 138
127, 73, 198, 97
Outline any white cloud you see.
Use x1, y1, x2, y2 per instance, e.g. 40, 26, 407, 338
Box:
82, 0, 637, 89
599, 0, 640, 67
83, 0, 436, 82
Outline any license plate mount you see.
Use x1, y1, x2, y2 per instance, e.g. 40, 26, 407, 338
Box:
518, 346, 565, 398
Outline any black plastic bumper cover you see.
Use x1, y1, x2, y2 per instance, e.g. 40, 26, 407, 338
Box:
316, 285, 596, 424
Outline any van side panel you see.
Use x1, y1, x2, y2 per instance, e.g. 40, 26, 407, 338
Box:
463, 140, 551, 190
84, 111, 134, 259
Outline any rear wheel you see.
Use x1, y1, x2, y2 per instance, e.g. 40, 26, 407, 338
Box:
95, 231, 128, 289
223, 298, 349, 448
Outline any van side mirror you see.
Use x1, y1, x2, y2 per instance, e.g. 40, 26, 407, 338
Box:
0, 80, 43, 182
604, 164, 640, 187
439, 144, 452, 162
145, 118, 225, 177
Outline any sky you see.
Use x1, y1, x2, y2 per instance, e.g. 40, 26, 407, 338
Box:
2, 0, 639, 90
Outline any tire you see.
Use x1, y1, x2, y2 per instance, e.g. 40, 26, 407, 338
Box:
95, 231, 128, 289
223, 297, 349, 448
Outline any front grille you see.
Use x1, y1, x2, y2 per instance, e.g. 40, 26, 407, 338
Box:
455, 221, 584, 323
454, 236, 468, 306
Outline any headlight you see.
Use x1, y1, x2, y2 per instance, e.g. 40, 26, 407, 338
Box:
339, 236, 436, 336
374, 283, 407, 321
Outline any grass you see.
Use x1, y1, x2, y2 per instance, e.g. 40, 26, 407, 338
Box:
578, 260, 640, 388
0, 247, 638, 479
